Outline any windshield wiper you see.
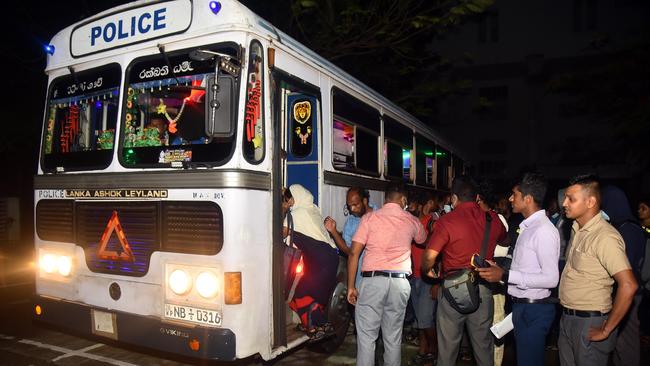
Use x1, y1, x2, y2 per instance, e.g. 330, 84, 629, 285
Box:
157, 44, 181, 86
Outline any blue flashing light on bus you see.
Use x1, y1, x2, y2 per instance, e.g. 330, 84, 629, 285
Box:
209, 1, 222, 15
44, 44, 55, 55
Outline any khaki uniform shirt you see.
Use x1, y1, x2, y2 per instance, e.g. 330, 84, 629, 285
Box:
559, 214, 631, 312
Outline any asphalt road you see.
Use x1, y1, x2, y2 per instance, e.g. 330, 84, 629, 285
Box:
2, 246, 648, 366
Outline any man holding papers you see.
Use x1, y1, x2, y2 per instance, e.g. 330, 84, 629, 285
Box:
478, 172, 560, 366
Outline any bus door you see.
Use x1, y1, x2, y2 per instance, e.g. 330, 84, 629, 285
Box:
280, 82, 320, 204
272, 76, 321, 348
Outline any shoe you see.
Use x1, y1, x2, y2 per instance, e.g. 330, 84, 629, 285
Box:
296, 323, 307, 332
460, 350, 472, 361
307, 323, 335, 343
408, 353, 435, 366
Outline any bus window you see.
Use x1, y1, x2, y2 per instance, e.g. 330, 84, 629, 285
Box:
436, 146, 451, 189
356, 128, 379, 173
416, 134, 435, 186
290, 98, 314, 158
331, 87, 380, 175
41, 64, 121, 172
383, 115, 413, 181
242, 40, 264, 163
452, 154, 464, 180
120, 43, 240, 167
332, 119, 354, 170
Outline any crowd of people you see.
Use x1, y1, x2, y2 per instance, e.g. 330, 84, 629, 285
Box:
281, 173, 650, 366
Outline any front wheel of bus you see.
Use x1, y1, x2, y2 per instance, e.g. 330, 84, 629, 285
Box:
307, 281, 351, 353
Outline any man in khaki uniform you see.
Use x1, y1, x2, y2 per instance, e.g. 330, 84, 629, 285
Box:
558, 174, 638, 366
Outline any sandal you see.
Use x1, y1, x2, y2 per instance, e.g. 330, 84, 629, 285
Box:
296, 323, 310, 333
460, 349, 472, 361
307, 323, 335, 343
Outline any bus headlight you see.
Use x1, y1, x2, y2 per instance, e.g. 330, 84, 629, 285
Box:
41, 254, 57, 274
169, 269, 192, 295
57, 256, 73, 277
38, 249, 75, 280
196, 271, 219, 299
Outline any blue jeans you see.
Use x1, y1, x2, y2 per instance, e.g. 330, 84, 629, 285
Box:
512, 302, 556, 366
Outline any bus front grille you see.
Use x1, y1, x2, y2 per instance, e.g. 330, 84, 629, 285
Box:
162, 201, 223, 255
36, 200, 74, 242
77, 202, 158, 277
72, 201, 223, 277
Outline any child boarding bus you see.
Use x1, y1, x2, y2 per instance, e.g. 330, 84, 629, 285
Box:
34, 0, 467, 361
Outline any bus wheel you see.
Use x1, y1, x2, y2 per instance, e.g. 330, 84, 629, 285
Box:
308, 281, 351, 353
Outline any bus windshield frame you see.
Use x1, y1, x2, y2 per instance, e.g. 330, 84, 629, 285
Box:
41, 63, 122, 173
118, 42, 241, 168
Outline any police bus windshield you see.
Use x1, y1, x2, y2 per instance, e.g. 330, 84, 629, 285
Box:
120, 43, 239, 167
41, 64, 121, 172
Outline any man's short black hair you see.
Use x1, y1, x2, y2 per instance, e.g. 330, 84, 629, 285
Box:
417, 191, 435, 206
477, 178, 498, 209
451, 175, 478, 202
516, 172, 547, 207
569, 173, 601, 202
385, 182, 407, 201
348, 186, 369, 200
282, 187, 293, 202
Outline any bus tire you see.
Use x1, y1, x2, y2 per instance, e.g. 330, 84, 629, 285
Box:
307, 281, 351, 353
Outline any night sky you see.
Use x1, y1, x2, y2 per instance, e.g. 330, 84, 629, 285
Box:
3, 1, 649, 201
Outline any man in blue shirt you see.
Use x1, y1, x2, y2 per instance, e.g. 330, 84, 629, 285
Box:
325, 186, 376, 288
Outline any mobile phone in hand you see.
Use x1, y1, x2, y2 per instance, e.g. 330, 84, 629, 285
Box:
471, 253, 489, 268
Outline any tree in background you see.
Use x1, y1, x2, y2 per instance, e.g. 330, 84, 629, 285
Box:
244, 0, 493, 119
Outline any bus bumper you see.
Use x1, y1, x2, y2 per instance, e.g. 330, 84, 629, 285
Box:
33, 295, 236, 360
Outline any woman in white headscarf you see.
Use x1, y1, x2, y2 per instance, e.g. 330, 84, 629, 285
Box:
283, 184, 338, 341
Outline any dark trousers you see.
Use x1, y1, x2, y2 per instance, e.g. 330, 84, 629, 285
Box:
436, 284, 494, 366
613, 294, 642, 366
512, 302, 555, 366
558, 313, 617, 366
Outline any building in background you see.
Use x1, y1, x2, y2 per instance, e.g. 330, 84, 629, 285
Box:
432, 0, 649, 187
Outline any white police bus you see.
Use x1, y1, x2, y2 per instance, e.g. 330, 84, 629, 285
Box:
34, 0, 466, 361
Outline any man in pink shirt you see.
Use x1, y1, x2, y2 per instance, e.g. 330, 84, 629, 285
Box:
348, 183, 427, 366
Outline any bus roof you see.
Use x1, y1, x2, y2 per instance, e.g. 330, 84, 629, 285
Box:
45, 0, 465, 162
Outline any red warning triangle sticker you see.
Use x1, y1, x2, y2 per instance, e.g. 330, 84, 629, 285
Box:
97, 211, 135, 262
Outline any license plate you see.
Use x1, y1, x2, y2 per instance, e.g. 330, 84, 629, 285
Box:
164, 303, 222, 327
91, 309, 117, 340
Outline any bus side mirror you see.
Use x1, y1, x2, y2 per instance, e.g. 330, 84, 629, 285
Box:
205, 74, 236, 138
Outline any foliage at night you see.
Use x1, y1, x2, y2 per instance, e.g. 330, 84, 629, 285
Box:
245, 0, 494, 119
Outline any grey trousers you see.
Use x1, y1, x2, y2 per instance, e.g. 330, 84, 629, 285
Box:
355, 275, 411, 366
613, 294, 642, 366
558, 312, 617, 366
436, 283, 494, 366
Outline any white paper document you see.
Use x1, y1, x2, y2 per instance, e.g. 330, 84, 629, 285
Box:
490, 313, 513, 339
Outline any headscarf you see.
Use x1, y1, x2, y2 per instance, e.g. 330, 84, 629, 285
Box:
601, 185, 646, 276
287, 184, 335, 249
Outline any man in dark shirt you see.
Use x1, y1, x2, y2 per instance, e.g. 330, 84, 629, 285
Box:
422, 175, 506, 366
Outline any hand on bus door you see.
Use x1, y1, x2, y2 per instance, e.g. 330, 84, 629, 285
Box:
347, 287, 358, 305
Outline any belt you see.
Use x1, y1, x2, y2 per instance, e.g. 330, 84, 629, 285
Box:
511, 296, 557, 304
562, 307, 609, 317
361, 271, 408, 279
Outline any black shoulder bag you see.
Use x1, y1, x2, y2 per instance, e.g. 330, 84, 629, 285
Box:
442, 212, 492, 314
